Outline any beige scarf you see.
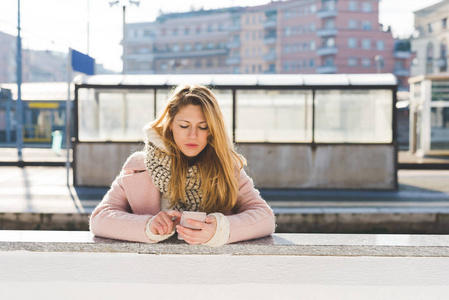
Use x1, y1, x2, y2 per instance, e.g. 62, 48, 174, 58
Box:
144, 140, 203, 212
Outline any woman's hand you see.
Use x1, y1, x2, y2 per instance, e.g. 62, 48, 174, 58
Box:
150, 210, 182, 236
176, 215, 217, 245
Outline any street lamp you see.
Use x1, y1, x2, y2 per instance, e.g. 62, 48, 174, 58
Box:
109, 0, 140, 74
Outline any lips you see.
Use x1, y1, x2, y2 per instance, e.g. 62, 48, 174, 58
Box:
186, 144, 199, 148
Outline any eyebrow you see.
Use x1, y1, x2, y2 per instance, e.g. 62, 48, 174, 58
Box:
178, 120, 207, 124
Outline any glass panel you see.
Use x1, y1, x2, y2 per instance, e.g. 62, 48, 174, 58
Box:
78, 88, 154, 141
431, 81, 449, 101
235, 89, 313, 142
315, 89, 393, 143
430, 107, 449, 150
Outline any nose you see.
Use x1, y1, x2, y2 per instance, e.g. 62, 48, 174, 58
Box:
188, 127, 198, 138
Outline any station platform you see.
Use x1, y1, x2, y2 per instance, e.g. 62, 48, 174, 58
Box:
1, 162, 449, 233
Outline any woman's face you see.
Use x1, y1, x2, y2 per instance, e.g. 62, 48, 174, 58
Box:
171, 104, 209, 158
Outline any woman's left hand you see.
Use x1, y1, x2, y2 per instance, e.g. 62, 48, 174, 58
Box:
176, 215, 217, 245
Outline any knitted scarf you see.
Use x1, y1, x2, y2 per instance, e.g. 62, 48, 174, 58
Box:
144, 140, 203, 212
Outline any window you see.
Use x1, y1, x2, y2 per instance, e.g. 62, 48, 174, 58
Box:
325, 19, 335, 29
309, 59, 315, 67
362, 2, 372, 12
207, 25, 213, 32
206, 59, 213, 67
326, 37, 335, 47
245, 49, 250, 57
284, 45, 291, 54
195, 43, 203, 51
428, 23, 433, 33
348, 38, 357, 48
314, 90, 393, 143
362, 39, 371, 50
362, 58, 371, 67
78, 89, 156, 141
348, 57, 357, 66
284, 27, 291, 36
362, 21, 371, 30
172, 44, 180, 52
324, 56, 334, 66
172, 29, 178, 36
349, 0, 357, 11
183, 44, 191, 52
283, 62, 290, 71
349, 20, 357, 29
233, 67, 240, 74
235, 90, 313, 142
310, 41, 316, 51
195, 60, 202, 68
377, 41, 385, 51
206, 42, 214, 49
310, 23, 316, 32
443, 18, 448, 29
184, 28, 190, 35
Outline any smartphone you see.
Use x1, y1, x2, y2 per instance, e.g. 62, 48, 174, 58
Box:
178, 211, 206, 240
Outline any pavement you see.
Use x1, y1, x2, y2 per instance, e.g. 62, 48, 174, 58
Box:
1, 147, 449, 233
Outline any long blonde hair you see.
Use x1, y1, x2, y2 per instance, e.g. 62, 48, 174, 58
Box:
149, 84, 246, 214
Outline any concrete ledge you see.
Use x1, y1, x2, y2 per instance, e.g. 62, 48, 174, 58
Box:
1, 231, 449, 257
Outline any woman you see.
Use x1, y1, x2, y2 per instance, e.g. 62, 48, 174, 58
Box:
90, 84, 275, 247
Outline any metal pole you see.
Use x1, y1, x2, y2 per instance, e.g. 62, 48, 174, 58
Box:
66, 48, 72, 185
122, 5, 126, 74
16, 0, 23, 162
87, 0, 90, 55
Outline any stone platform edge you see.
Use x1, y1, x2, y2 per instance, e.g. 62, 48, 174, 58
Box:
1, 231, 449, 257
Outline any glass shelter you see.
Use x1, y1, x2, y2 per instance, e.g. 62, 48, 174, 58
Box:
74, 74, 397, 189
409, 75, 449, 156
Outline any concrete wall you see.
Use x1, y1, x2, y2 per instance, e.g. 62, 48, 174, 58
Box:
74, 143, 396, 189
74, 142, 144, 186
239, 144, 396, 189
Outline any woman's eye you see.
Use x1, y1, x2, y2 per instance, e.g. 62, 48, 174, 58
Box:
180, 125, 188, 129
199, 127, 208, 131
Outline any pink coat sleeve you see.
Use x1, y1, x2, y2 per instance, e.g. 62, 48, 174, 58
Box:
226, 169, 276, 244
89, 153, 156, 243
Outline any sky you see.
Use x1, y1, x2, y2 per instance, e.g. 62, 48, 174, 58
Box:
0, 0, 443, 72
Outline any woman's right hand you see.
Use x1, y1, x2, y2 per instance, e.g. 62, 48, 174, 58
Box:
150, 210, 182, 236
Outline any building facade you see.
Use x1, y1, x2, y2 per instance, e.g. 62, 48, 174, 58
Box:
411, 0, 449, 77
124, 0, 400, 77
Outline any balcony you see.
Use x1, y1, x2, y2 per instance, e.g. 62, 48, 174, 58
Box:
316, 46, 338, 56
227, 40, 241, 49
263, 52, 277, 61
394, 68, 410, 77
229, 23, 241, 31
226, 56, 241, 65
317, 8, 337, 18
394, 51, 412, 59
264, 18, 277, 29
264, 36, 277, 45
316, 28, 338, 37
316, 65, 337, 73
154, 48, 228, 59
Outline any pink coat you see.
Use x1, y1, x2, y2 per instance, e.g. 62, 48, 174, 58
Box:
89, 152, 276, 244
